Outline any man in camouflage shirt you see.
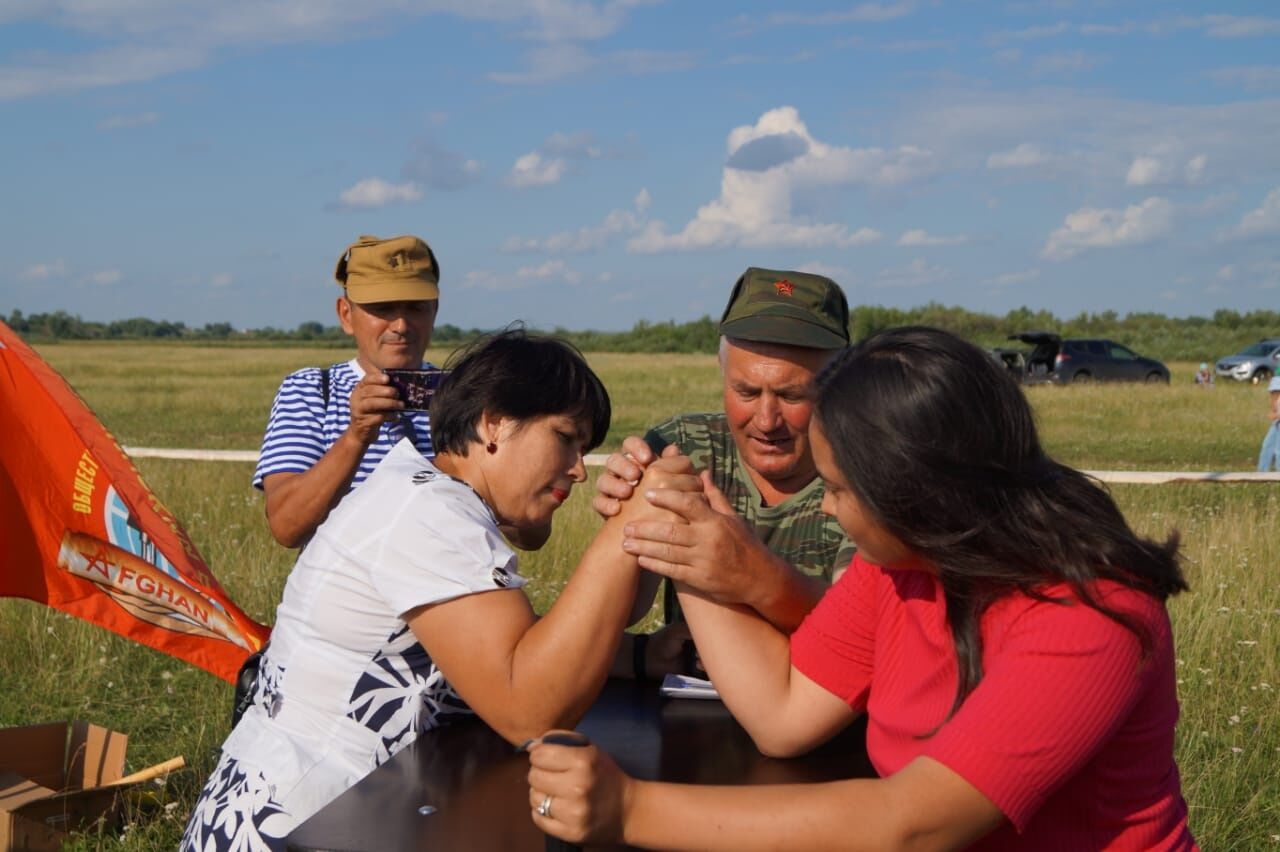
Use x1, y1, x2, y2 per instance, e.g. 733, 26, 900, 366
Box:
597, 268, 854, 677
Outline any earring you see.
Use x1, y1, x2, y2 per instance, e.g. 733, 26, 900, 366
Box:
486, 441, 498, 454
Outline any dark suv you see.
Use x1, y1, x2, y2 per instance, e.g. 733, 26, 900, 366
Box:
1010, 332, 1170, 384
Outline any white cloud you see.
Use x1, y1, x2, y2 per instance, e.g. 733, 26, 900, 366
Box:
983, 268, 1040, 288
488, 44, 693, 85
1, 2, 661, 98
1125, 152, 1208, 186
504, 189, 651, 253
1196, 15, 1280, 38
1224, 187, 1280, 239
628, 106, 922, 252
987, 21, 1071, 43
796, 261, 852, 283
18, 259, 68, 281
1185, 154, 1208, 182
0, 45, 206, 100
986, 143, 1051, 169
505, 131, 609, 188
1032, 50, 1104, 75
517, 259, 582, 285
1208, 65, 1280, 91
460, 259, 583, 291
901, 90, 1280, 191
210, 273, 232, 287
402, 138, 482, 190
1041, 197, 1175, 261
506, 152, 569, 188
333, 178, 423, 209
897, 229, 969, 247
96, 111, 159, 130
1125, 156, 1163, 186
989, 15, 1280, 43
727, 2, 916, 34
871, 258, 948, 288
83, 269, 122, 286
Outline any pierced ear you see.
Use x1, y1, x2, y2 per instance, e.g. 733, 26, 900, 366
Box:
478, 411, 509, 449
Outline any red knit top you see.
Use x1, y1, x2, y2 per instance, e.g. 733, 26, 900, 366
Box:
791, 555, 1197, 851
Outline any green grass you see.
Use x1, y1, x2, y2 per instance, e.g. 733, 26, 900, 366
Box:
2, 343, 1277, 849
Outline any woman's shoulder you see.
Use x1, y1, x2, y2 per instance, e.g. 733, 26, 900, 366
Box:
987, 578, 1170, 641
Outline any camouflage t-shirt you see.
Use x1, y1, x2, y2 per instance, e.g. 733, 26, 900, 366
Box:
644, 412, 856, 624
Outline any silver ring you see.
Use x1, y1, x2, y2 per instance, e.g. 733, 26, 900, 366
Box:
537, 794, 553, 818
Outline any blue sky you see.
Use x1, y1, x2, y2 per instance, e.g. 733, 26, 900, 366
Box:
2, 1, 1279, 331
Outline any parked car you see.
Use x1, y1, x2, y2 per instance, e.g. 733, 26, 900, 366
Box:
988, 347, 1026, 379
1009, 332, 1170, 384
1215, 338, 1280, 383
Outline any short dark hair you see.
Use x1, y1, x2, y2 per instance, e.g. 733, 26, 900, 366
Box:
430, 327, 611, 455
813, 326, 1185, 718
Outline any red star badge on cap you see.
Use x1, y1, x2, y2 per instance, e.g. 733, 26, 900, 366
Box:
774, 279, 795, 296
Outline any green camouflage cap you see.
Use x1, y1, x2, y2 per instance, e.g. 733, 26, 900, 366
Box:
719, 267, 849, 349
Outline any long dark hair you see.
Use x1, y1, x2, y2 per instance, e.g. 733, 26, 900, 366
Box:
430, 326, 611, 455
813, 326, 1186, 719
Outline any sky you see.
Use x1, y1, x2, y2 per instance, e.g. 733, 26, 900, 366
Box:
2, 1, 1279, 332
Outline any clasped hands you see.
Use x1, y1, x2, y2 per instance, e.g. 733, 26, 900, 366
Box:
596, 436, 774, 609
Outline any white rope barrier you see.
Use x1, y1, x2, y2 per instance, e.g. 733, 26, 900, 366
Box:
122, 447, 1280, 482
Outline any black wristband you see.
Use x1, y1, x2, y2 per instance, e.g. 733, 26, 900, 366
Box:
632, 633, 650, 684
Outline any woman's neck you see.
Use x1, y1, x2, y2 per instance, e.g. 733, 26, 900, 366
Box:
433, 451, 499, 520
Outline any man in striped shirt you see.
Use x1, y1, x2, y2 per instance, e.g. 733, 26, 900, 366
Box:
254, 235, 441, 548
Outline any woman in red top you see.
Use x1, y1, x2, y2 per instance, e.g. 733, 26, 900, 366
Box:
528, 326, 1198, 851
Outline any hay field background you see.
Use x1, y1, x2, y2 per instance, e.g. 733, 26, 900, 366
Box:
1, 343, 1277, 849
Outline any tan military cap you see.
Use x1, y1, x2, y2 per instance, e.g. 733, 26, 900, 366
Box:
334, 234, 440, 303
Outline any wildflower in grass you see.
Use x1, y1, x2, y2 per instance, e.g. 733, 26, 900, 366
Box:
1230, 747, 1243, 754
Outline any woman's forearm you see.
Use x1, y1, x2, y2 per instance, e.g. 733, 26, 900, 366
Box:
507, 517, 643, 731
623, 777, 900, 852
673, 584, 805, 753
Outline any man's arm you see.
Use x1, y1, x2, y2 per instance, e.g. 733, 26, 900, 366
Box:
262, 371, 403, 547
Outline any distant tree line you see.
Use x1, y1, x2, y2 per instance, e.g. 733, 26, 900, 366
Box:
6, 306, 1280, 362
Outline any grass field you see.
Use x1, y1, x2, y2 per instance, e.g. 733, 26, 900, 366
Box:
1, 342, 1277, 849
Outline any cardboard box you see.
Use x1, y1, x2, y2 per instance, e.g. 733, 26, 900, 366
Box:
0, 721, 139, 851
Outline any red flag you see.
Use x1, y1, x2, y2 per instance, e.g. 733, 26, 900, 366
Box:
0, 321, 269, 682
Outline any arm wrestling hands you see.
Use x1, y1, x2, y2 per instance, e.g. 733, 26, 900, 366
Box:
594, 435, 825, 633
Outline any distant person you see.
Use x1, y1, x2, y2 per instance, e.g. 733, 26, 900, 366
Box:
594, 267, 854, 678
1257, 376, 1280, 471
183, 329, 697, 851
253, 234, 546, 550
530, 326, 1197, 852
1194, 362, 1214, 387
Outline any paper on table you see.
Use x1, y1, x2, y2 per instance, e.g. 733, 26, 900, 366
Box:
660, 673, 720, 700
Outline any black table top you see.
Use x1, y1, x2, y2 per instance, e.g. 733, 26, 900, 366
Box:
287, 679, 873, 852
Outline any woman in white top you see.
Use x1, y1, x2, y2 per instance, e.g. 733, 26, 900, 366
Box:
182, 328, 691, 851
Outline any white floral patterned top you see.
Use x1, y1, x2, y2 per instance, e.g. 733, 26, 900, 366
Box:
223, 439, 524, 829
